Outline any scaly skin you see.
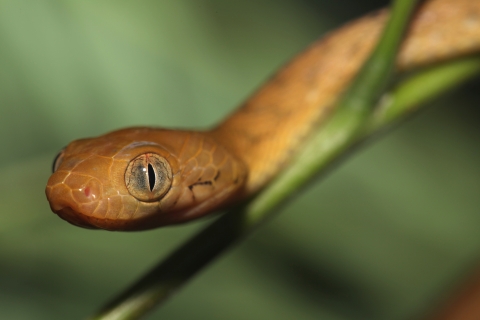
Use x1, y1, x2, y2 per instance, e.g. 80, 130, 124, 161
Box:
46, 0, 480, 231
46, 129, 246, 230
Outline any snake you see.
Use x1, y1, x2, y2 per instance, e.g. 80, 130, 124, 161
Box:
46, 0, 480, 231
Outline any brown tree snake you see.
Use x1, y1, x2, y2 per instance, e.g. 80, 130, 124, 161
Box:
46, 0, 480, 231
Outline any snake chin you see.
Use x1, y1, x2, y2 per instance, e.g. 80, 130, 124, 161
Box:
55, 206, 99, 230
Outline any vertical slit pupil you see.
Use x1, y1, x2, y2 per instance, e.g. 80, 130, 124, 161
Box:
148, 163, 155, 192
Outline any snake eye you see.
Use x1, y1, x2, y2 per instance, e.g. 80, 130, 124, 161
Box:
125, 153, 173, 202
52, 148, 65, 173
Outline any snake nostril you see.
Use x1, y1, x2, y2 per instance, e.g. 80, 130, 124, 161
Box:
71, 179, 101, 203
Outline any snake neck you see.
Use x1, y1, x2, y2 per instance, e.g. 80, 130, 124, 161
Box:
210, 0, 480, 195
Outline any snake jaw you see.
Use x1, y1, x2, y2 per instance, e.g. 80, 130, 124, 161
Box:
55, 206, 99, 230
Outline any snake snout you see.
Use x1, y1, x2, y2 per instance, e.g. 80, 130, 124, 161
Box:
45, 179, 101, 230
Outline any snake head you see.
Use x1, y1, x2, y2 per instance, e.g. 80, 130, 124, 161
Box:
45, 128, 247, 231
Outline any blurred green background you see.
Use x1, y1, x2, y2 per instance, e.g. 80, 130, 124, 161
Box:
1, 0, 480, 319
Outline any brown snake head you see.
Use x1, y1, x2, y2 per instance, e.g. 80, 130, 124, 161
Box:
45, 128, 247, 231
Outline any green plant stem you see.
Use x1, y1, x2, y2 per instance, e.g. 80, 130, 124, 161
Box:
367, 57, 480, 132
90, 3, 480, 320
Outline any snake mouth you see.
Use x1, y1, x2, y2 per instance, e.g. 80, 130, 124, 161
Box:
55, 206, 99, 230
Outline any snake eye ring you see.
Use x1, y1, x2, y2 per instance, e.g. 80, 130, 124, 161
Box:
125, 153, 173, 202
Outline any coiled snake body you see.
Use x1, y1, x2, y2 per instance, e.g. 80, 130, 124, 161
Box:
46, 0, 480, 230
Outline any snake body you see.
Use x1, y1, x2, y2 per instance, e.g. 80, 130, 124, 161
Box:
46, 0, 480, 230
